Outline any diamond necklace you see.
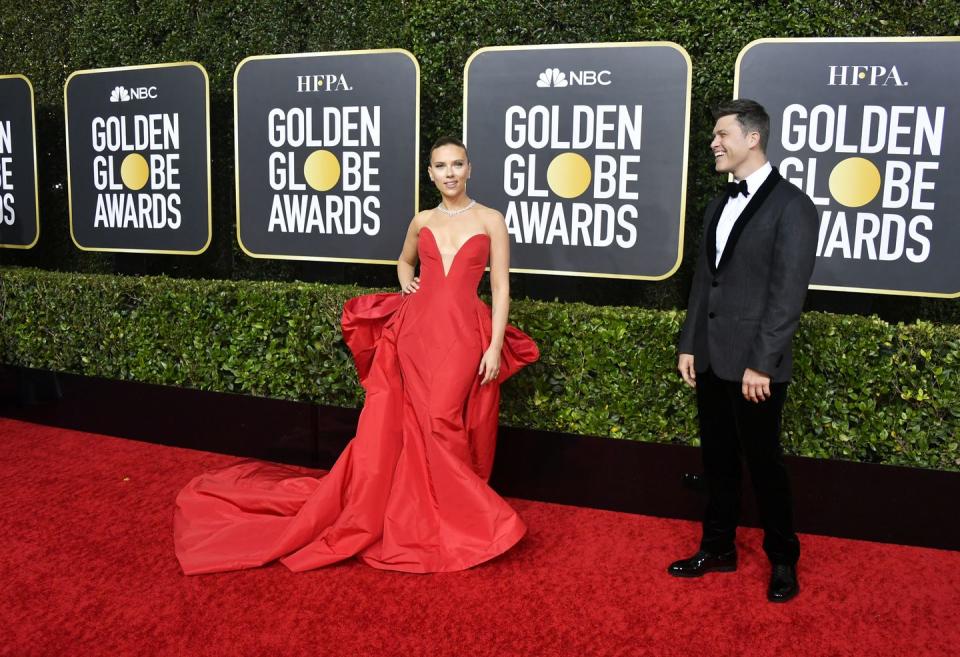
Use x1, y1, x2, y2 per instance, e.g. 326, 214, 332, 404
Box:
436, 199, 476, 216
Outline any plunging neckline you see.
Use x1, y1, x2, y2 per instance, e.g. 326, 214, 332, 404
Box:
421, 226, 489, 278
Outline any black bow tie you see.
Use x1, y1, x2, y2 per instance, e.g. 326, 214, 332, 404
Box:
726, 180, 749, 199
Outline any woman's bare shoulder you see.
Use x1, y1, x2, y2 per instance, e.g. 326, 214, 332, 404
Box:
474, 203, 505, 227
410, 209, 435, 231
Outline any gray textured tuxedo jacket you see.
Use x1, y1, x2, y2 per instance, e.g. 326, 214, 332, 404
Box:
678, 167, 819, 383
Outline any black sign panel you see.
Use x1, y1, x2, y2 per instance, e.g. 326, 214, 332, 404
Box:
65, 62, 211, 254
0, 75, 39, 249
737, 38, 960, 298
235, 50, 419, 262
464, 43, 690, 279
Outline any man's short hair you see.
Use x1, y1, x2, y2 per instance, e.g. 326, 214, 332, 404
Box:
713, 99, 770, 153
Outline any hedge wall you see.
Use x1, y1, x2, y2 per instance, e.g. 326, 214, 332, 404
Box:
0, 3, 958, 471
1, 0, 959, 321
2, 266, 958, 471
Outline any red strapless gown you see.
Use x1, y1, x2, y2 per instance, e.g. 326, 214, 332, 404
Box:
174, 227, 539, 574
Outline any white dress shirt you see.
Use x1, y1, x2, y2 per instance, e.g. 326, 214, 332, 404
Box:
715, 161, 772, 267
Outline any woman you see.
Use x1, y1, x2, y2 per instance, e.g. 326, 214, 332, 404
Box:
174, 137, 539, 574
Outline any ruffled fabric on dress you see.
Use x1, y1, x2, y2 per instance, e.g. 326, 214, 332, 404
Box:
175, 231, 538, 575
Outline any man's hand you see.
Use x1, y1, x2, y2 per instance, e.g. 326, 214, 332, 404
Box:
678, 353, 696, 388
742, 368, 771, 403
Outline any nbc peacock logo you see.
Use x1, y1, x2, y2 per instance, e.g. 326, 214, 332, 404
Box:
536, 67, 611, 88
537, 68, 568, 88
108, 84, 158, 102
109, 86, 131, 102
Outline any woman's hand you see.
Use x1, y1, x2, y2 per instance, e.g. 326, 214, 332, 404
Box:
477, 345, 501, 385
401, 276, 420, 295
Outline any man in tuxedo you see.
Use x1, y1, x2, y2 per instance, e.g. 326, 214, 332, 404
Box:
670, 99, 818, 602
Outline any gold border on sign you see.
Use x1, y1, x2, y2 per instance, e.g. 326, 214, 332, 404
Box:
64, 61, 212, 255
462, 41, 692, 281
233, 48, 421, 264
734, 36, 960, 299
0, 74, 40, 250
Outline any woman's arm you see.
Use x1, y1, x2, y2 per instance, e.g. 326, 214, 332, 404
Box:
397, 214, 423, 294
479, 210, 510, 384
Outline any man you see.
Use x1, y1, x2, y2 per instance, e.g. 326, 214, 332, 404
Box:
671, 99, 818, 602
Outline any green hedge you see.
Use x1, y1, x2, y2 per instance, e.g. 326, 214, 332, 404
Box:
2, 266, 957, 471
1, 0, 959, 320
1, 2, 958, 471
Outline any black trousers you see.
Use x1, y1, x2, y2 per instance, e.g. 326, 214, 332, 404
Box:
695, 368, 800, 565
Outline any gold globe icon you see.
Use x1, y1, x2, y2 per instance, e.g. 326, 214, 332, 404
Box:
828, 157, 882, 208
547, 152, 592, 199
303, 150, 341, 192
120, 153, 149, 191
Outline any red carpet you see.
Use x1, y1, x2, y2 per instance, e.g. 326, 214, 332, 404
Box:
0, 417, 957, 657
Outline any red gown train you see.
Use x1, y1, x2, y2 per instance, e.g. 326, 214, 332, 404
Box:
174, 227, 539, 574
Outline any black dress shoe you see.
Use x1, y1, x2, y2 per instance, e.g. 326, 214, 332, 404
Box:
767, 564, 799, 602
667, 549, 737, 578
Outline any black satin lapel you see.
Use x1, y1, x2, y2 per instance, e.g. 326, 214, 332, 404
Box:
706, 195, 725, 275
716, 167, 782, 271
